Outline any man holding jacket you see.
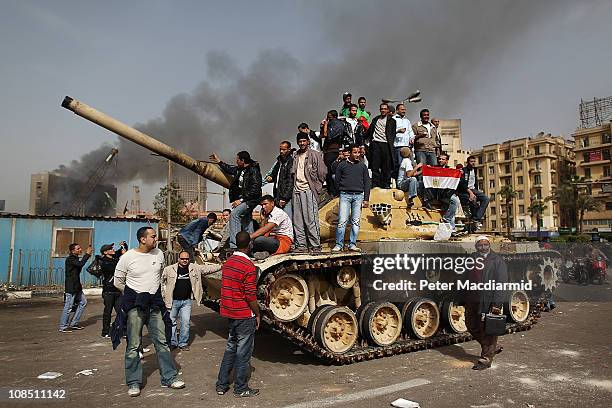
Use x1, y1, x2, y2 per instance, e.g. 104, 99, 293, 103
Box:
210, 151, 262, 250
161, 251, 221, 351
59, 243, 93, 333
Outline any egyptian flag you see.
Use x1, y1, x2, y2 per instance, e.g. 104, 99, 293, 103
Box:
422, 165, 461, 203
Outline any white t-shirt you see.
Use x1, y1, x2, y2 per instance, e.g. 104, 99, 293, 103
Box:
267, 206, 294, 240
114, 248, 165, 294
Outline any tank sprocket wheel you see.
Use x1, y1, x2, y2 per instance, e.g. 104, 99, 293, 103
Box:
314, 306, 358, 354
362, 302, 402, 346
404, 298, 440, 339
442, 301, 467, 333
506, 290, 530, 323
269, 273, 309, 322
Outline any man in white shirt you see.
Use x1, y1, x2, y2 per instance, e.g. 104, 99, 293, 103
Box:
393, 104, 416, 182
114, 227, 185, 397
250, 195, 294, 258
397, 147, 422, 207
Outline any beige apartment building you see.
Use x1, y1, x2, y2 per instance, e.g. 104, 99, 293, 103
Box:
439, 119, 471, 167
470, 133, 575, 236
572, 121, 612, 231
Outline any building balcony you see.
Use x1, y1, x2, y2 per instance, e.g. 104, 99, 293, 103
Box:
529, 168, 542, 173
573, 141, 612, 152
577, 159, 611, 167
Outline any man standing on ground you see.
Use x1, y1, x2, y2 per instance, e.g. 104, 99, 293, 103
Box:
291, 132, 327, 252
332, 145, 370, 252
210, 151, 262, 250
264, 141, 294, 217
365, 103, 396, 188
114, 227, 185, 396
99, 241, 127, 338
393, 103, 415, 180
458, 155, 490, 230
177, 213, 218, 261
161, 250, 221, 351
216, 231, 261, 398
464, 236, 507, 370
250, 195, 294, 258
412, 109, 439, 165
59, 243, 92, 333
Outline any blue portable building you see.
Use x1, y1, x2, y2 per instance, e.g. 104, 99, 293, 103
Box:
0, 213, 159, 287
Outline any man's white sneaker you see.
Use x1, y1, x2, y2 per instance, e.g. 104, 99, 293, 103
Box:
348, 245, 361, 252
331, 245, 343, 252
162, 380, 185, 389
128, 385, 141, 397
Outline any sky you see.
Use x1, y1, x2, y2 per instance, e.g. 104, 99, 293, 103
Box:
1, 0, 611, 213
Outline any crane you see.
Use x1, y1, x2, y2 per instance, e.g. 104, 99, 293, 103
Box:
70, 148, 118, 216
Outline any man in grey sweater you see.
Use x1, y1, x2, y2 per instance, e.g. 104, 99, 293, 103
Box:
332, 145, 371, 252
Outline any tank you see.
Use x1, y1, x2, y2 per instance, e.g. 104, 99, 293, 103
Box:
62, 96, 560, 364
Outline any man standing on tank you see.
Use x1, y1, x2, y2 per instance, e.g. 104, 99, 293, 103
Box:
365, 102, 396, 188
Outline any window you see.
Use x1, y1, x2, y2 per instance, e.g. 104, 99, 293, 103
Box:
516, 148, 522, 156
582, 137, 590, 147
490, 193, 496, 201
606, 202, 612, 211
583, 152, 590, 163
504, 177, 511, 186
490, 207, 496, 215
584, 168, 591, 179
534, 174, 542, 185
534, 145, 540, 155
505, 164, 511, 173
491, 220, 497, 230
516, 162, 523, 171
536, 189, 543, 199
504, 151, 511, 160
519, 219, 525, 229
603, 133, 612, 144
535, 160, 541, 170
489, 180, 495, 188
487, 153, 495, 162
604, 166, 611, 178
518, 191, 524, 199
53, 228, 93, 257
518, 176, 523, 185
488, 166, 495, 175
538, 218, 544, 228
478, 155, 483, 164
519, 205, 525, 213
603, 149, 611, 161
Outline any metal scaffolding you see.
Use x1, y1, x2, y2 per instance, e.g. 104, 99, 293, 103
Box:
579, 95, 612, 128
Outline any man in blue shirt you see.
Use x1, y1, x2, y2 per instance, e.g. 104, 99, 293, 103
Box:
177, 213, 218, 261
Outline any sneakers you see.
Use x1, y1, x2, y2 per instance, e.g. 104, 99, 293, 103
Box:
216, 387, 229, 396
309, 246, 323, 254
70, 326, 85, 330
234, 388, 259, 398
162, 380, 185, 389
58, 328, 72, 333
128, 385, 141, 397
101, 334, 110, 338
253, 251, 270, 260
331, 245, 343, 252
348, 245, 361, 252
471, 362, 491, 370
179, 346, 190, 352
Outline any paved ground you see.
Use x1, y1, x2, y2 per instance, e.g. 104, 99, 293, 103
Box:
1, 283, 611, 408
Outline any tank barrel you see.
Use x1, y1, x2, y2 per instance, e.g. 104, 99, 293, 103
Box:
61, 96, 232, 188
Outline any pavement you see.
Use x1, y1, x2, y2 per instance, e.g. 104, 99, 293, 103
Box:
0, 283, 611, 408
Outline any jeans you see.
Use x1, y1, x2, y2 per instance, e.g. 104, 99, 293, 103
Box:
125, 307, 177, 387
398, 177, 418, 198
442, 194, 460, 229
336, 192, 364, 247
170, 299, 193, 348
458, 190, 490, 221
59, 291, 87, 330
216, 317, 256, 393
102, 292, 121, 335
415, 151, 437, 166
253, 236, 280, 253
229, 202, 255, 249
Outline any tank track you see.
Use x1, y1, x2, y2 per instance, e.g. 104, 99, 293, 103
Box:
253, 254, 545, 365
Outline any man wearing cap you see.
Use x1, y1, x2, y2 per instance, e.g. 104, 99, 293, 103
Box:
99, 241, 127, 338
464, 236, 508, 370
340, 92, 352, 117
291, 132, 327, 252
210, 151, 262, 250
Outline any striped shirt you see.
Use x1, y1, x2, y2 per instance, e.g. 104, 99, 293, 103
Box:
219, 251, 257, 319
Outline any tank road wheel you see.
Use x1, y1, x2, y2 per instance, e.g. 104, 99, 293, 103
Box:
362, 302, 403, 346
307, 305, 335, 334
314, 306, 358, 354
506, 290, 530, 323
442, 301, 467, 333
405, 298, 440, 339
269, 274, 309, 322
336, 266, 357, 289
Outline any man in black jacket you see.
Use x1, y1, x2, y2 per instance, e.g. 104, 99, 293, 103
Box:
210, 150, 262, 249
365, 103, 397, 188
59, 243, 93, 333
99, 241, 127, 338
321, 110, 352, 195
458, 155, 489, 229
264, 141, 294, 218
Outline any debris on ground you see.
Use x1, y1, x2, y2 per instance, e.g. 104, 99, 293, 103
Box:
37, 372, 63, 379
391, 398, 421, 408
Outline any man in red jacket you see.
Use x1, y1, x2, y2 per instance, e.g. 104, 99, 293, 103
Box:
216, 231, 261, 398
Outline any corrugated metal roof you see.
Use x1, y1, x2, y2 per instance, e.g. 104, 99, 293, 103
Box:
0, 213, 160, 222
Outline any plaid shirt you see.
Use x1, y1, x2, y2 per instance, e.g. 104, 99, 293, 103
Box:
219, 251, 257, 319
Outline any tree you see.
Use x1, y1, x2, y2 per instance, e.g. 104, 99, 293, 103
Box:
499, 185, 516, 238
153, 182, 188, 226
527, 199, 547, 240
547, 175, 581, 229
576, 194, 601, 234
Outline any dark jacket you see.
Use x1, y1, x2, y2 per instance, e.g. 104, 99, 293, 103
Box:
464, 251, 509, 314
219, 161, 263, 208
458, 165, 480, 193
99, 244, 127, 294
323, 118, 352, 153
64, 253, 91, 294
335, 159, 371, 200
365, 115, 396, 157
270, 153, 294, 202
179, 217, 210, 247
